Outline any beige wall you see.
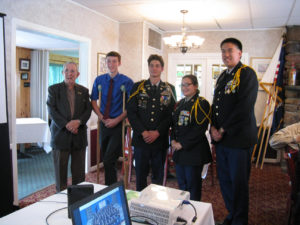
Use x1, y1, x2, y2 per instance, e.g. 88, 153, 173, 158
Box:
1, 0, 120, 133
120, 24, 284, 125
1, 0, 285, 129
162, 28, 284, 124
119, 21, 164, 82
162, 29, 284, 75
119, 22, 143, 82
142, 22, 164, 80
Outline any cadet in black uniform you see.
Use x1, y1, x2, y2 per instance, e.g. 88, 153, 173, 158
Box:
127, 54, 176, 191
211, 38, 258, 225
171, 75, 212, 201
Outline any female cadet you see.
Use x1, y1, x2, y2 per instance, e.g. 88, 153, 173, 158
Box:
171, 75, 212, 201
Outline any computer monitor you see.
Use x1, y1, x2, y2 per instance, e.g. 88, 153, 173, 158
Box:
70, 181, 132, 225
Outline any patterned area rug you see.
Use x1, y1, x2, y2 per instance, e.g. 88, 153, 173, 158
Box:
19, 163, 289, 225
17, 147, 71, 199
17, 147, 55, 199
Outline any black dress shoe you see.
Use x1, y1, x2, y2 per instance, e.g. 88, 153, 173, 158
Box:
222, 218, 232, 225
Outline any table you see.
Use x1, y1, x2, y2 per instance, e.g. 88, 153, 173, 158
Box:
16, 117, 51, 153
0, 183, 215, 225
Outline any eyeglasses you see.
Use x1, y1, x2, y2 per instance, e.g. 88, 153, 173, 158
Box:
181, 83, 193, 88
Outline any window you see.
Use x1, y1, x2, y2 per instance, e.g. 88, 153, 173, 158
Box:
49, 63, 64, 86
175, 64, 202, 100
211, 64, 226, 95
48, 63, 79, 86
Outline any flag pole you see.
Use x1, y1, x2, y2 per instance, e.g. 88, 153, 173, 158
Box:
255, 83, 276, 168
260, 86, 279, 169
251, 83, 270, 162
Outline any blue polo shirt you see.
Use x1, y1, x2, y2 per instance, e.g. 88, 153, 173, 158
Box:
91, 73, 134, 118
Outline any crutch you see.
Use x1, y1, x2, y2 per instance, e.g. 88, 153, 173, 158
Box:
121, 85, 129, 189
96, 85, 102, 183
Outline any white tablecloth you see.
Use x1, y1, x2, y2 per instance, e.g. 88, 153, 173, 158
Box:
16, 117, 51, 153
0, 183, 215, 225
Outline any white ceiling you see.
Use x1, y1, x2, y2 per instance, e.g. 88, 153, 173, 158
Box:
16, 0, 300, 50
72, 0, 300, 31
16, 29, 80, 50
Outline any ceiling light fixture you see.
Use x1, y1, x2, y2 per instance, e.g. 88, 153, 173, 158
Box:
163, 10, 205, 54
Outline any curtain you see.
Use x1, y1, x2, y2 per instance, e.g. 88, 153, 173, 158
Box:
49, 63, 64, 86
30, 50, 49, 121
30, 50, 51, 152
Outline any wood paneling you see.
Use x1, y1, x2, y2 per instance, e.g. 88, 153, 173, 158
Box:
16, 47, 31, 118
49, 54, 79, 65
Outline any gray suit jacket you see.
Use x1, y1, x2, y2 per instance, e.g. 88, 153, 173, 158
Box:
47, 82, 92, 150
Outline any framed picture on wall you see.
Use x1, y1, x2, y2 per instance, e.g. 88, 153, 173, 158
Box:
24, 82, 30, 87
250, 57, 271, 81
21, 73, 28, 80
19, 58, 30, 71
97, 52, 107, 75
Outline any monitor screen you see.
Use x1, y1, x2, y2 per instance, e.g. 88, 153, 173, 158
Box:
70, 181, 131, 225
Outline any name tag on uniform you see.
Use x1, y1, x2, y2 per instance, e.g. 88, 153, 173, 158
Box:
138, 92, 149, 109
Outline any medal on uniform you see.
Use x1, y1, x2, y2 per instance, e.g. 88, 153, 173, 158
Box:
224, 80, 236, 94
178, 110, 190, 126
160, 90, 171, 105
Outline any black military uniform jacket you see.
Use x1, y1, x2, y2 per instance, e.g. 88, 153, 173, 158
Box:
212, 61, 258, 148
171, 94, 212, 166
127, 79, 176, 150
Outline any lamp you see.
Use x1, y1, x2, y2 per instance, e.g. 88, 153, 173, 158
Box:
163, 10, 204, 54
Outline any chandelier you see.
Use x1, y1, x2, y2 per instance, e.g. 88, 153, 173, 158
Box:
163, 10, 205, 54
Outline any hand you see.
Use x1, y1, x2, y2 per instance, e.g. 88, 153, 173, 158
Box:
142, 130, 160, 144
294, 135, 300, 143
171, 140, 182, 151
98, 113, 103, 122
103, 118, 119, 128
66, 120, 80, 134
210, 126, 223, 142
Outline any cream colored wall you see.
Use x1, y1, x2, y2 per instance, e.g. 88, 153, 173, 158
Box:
119, 22, 165, 82
142, 22, 165, 80
162, 28, 284, 125
119, 22, 143, 82
1, 0, 285, 133
119, 24, 283, 124
162, 29, 284, 75
1, 0, 121, 132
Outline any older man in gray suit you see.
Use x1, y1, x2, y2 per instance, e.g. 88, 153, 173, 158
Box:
47, 62, 92, 192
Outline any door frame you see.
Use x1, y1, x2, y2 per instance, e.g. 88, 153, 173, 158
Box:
11, 18, 91, 205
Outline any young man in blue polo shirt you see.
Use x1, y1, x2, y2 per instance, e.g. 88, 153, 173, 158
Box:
91, 51, 133, 185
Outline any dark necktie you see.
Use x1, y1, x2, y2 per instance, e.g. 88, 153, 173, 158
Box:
152, 85, 157, 95
103, 79, 114, 119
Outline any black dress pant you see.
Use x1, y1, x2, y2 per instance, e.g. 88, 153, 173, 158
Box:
134, 146, 165, 191
100, 122, 122, 185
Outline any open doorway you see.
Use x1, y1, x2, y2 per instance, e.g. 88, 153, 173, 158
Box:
11, 19, 91, 204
